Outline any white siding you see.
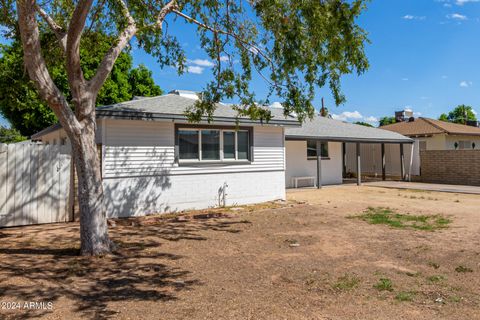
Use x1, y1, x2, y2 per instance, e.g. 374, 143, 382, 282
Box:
103, 120, 284, 177
285, 141, 342, 187
102, 119, 286, 217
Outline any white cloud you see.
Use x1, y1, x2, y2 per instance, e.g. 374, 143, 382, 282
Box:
331, 111, 363, 121
456, 0, 480, 5
364, 116, 378, 122
402, 15, 426, 20
472, 109, 478, 115
188, 59, 214, 67
402, 78, 409, 81
186, 66, 204, 74
447, 13, 468, 20
460, 80, 473, 87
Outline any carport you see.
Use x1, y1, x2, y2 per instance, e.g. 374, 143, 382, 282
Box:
284, 116, 414, 188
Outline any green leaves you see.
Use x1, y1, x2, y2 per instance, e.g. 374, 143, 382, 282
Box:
2, 0, 370, 127
0, 32, 162, 136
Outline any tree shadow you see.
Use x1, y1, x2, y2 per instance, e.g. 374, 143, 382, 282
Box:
0, 212, 250, 319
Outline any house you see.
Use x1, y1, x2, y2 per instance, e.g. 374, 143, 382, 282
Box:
381, 117, 480, 151
33, 92, 297, 217
32, 91, 412, 218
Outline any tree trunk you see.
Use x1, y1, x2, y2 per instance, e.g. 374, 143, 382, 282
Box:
69, 105, 112, 256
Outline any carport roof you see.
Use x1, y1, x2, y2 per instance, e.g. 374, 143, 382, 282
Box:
285, 115, 413, 143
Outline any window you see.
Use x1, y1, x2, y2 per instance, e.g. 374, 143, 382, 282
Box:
201, 130, 220, 160
458, 140, 472, 150
177, 127, 250, 162
223, 131, 235, 159
178, 130, 199, 159
237, 131, 249, 160
307, 140, 328, 159
419, 141, 427, 151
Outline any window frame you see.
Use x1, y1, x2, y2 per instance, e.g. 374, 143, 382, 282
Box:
175, 124, 253, 164
306, 140, 330, 160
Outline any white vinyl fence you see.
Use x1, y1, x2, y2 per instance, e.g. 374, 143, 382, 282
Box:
0, 143, 72, 227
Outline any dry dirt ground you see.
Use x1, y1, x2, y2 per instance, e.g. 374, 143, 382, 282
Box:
1, 185, 480, 320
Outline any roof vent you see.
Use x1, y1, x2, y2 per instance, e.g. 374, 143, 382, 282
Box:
169, 90, 200, 100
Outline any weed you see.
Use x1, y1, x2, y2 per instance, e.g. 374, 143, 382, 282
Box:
428, 262, 440, 269
427, 275, 446, 283
395, 291, 416, 302
333, 274, 360, 291
455, 266, 473, 273
348, 207, 451, 231
373, 278, 393, 291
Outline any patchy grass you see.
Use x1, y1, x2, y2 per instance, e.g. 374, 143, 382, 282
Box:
395, 291, 416, 302
348, 207, 451, 231
374, 278, 393, 291
333, 274, 360, 291
428, 262, 440, 269
427, 275, 446, 283
455, 265, 473, 273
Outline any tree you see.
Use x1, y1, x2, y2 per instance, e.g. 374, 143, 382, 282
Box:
0, 126, 26, 143
0, 35, 162, 137
438, 113, 449, 122
353, 121, 373, 127
441, 105, 477, 124
379, 116, 396, 126
3, 0, 369, 255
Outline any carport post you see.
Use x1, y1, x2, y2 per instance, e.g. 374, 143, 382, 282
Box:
316, 140, 322, 189
342, 142, 346, 178
400, 143, 405, 181
356, 142, 361, 186
381, 143, 386, 181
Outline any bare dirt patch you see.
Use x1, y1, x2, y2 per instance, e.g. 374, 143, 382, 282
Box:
1, 186, 480, 319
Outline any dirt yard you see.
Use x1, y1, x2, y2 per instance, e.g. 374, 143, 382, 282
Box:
1, 185, 479, 320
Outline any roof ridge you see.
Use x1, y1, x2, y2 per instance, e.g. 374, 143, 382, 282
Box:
419, 117, 448, 133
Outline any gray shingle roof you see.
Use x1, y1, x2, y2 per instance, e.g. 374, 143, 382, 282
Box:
96, 94, 298, 126
286, 115, 413, 143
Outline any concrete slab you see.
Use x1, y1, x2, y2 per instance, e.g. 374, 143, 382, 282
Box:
364, 181, 480, 195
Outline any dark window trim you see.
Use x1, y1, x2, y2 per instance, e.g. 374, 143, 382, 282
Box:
174, 124, 254, 163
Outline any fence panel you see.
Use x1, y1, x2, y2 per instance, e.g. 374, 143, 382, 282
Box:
0, 144, 72, 227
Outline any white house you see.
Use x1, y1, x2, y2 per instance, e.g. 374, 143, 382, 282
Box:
33, 92, 298, 217
32, 91, 412, 218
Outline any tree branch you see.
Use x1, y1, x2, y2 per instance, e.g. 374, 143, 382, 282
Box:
66, 0, 94, 105
172, 9, 273, 67
34, 4, 67, 51
155, 0, 178, 30
88, 0, 137, 94
16, 0, 82, 136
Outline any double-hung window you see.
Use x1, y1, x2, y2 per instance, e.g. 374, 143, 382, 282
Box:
177, 127, 251, 162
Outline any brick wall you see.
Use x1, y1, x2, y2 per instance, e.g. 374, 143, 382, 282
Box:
420, 150, 480, 186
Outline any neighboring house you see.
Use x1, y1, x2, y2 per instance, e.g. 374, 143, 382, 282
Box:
32, 91, 412, 218
381, 117, 480, 151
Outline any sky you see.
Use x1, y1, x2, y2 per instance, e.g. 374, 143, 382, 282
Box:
2, 0, 480, 127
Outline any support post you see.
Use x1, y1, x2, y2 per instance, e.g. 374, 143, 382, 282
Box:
381, 143, 386, 181
400, 143, 405, 181
316, 141, 322, 189
342, 142, 346, 179
356, 142, 361, 186
408, 142, 414, 182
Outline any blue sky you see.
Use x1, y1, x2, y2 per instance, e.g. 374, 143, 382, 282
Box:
2, 0, 480, 127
